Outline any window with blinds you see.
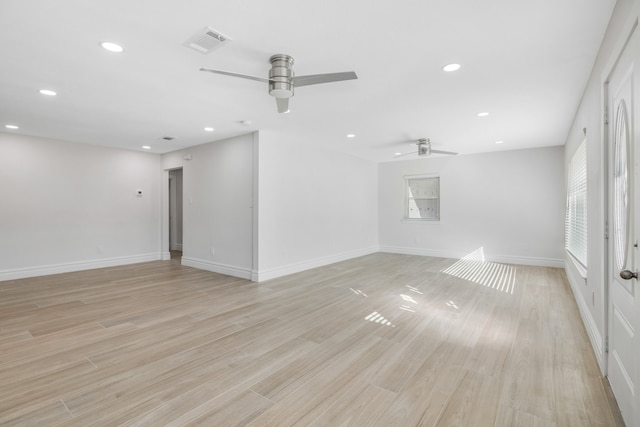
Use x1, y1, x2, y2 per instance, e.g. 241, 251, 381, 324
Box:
405, 175, 440, 221
565, 139, 587, 268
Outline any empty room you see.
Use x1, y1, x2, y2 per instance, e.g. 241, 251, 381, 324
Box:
1, 0, 639, 426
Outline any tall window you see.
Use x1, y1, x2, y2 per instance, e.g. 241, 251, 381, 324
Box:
565, 140, 587, 267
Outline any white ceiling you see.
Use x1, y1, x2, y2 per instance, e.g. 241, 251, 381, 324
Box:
0, 0, 616, 162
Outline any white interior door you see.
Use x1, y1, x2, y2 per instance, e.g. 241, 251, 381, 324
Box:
607, 24, 639, 427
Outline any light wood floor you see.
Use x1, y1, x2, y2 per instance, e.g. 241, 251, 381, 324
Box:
0, 253, 624, 426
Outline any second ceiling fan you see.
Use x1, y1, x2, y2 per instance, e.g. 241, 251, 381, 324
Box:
200, 54, 357, 113
394, 138, 458, 158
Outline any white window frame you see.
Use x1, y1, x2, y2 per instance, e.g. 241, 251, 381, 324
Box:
565, 139, 587, 269
404, 174, 440, 221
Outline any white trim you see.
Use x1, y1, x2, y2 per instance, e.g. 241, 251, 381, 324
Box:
0, 253, 163, 281
380, 245, 453, 258
161, 251, 172, 261
253, 246, 380, 282
379, 245, 564, 268
565, 259, 606, 372
181, 257, 253, 280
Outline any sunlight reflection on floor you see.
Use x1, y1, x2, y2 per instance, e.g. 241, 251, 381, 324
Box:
441, 247, 516, 294
364, 311, 395, 327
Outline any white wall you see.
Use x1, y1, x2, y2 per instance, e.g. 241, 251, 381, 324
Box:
563, 0, 639, 372
256, 130, 379, 281
379, 146, 565, 266
0, 132, 162, 280
162, 133, 255, 279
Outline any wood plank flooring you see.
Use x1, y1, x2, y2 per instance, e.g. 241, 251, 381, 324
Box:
0, 253, 625, 426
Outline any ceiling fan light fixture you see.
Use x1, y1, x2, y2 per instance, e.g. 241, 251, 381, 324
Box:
269, 88, 294, 98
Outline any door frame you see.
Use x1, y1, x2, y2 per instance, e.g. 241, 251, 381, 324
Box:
168, 168, 183, 252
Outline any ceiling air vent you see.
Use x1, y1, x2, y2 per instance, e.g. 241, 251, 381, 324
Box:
161, 136, 175, 141
184, 27, 231, 54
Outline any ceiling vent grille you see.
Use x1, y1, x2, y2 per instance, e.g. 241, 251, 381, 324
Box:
161, 136, 175, 141
184, 27, 231, 54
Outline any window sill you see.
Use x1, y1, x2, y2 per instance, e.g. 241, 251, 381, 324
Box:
567, 251, 587, 281
402, 218, 440, 224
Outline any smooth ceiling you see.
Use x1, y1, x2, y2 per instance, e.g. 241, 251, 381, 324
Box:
0, 0, 616, 161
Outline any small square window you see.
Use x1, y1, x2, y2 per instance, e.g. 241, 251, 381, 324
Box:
405, 175, 440, 221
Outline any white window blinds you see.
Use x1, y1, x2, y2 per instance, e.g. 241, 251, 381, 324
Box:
565, 140, 587, 267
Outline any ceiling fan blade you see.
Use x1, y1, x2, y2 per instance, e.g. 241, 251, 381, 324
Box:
393, 152, 416, 158
430, 149, 458, 155
276, 97, 290, 113
293, 71, 358, 87
200, 68, 269, 83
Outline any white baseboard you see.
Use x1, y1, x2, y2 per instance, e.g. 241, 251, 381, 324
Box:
378, 245, 564, 268
253, 246, 380, 282
161, 251, 172, 261
0, 253, 163, 282
181, 257, 253, 280
565, 259, 605, 373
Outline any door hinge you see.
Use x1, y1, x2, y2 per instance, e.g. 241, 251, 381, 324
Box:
605, 336, 609, 353
604, 219, 609, 240
604, 106, 609, 125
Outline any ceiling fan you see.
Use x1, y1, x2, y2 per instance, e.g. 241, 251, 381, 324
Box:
394, 138, 458, 157
200, 54, 357, 113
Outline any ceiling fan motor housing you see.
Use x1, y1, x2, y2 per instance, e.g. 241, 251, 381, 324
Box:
269, 54, 295, 98
417, 139, 431, 156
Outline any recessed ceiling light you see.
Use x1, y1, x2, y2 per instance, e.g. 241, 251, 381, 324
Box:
442, 63, 461, 72
142, 145, 151, 150
5, 124, 19, 129
100, 41, 124, 53
495, 140, 504, 144
394, 152, 403, 156
240, 120, 252, 126
477, 112, 489, 117
204, 127, 214, 132
39, 89, 57, 96
346, 134, 356, 138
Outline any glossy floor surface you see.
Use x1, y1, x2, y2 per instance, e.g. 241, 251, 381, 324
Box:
0, 253, 624, 426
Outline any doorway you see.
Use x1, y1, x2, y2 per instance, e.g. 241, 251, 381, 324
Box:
605, 22, 639, 427
169, 168, 183, 259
